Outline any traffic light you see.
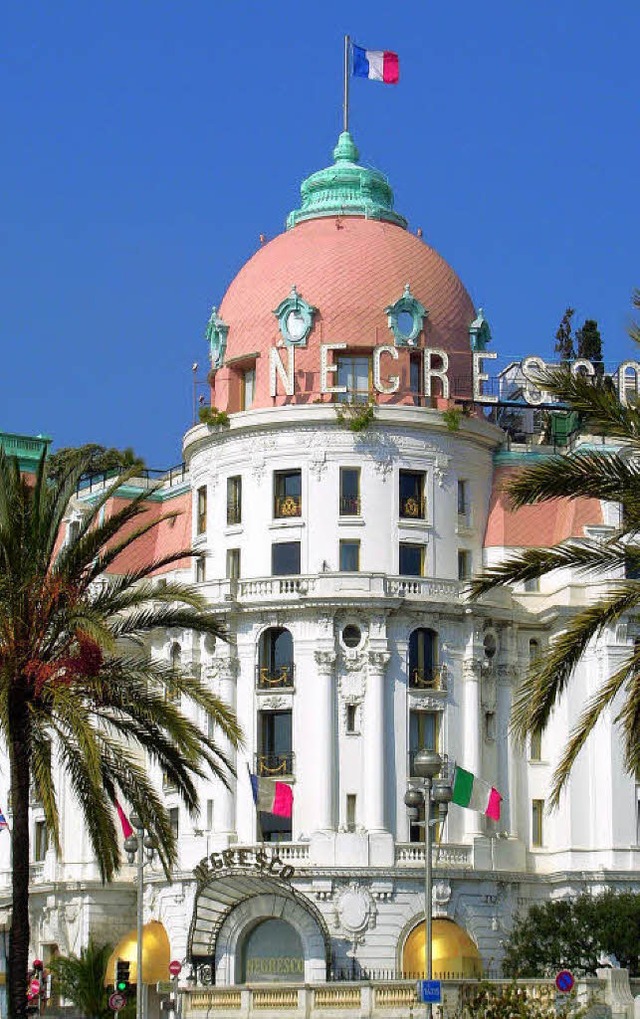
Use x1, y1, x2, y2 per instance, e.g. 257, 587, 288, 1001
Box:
115, 960, 131, 994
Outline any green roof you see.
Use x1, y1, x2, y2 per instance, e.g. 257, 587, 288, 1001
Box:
0, 431, 51, 471
286, 132, 407, 230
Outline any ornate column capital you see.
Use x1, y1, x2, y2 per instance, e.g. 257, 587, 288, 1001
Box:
314, 649, 337, 675
462, 658, 482, 681
367, 650, 391, 673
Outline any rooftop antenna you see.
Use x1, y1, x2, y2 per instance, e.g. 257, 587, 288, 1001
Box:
343, 35, 350, 133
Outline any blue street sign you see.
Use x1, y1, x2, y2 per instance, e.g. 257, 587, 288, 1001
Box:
417, 980, 442, 1004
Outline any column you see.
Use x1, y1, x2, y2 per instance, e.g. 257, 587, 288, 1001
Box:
215, 657, 238, 837
313, 650, 336, 832
496, 665, 517, 833
462, 658, 482, 838
363, 651, 391, 832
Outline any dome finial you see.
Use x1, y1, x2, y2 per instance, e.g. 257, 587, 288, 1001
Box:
333, 131, 359, 164
286, 134, 407, 230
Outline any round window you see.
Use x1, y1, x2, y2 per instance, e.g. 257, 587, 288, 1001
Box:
342, 624, 362, 649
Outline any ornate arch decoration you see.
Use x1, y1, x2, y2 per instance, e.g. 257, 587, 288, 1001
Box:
187, 866, 332, 984
273, 286, 317, 347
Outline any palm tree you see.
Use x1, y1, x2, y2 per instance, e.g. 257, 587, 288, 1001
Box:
48, 941, 115, 1019
0, 450, 242, 1019
469, 313, 640, 808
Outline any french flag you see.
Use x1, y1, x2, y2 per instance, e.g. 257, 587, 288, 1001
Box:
250, 774, 293, 818
352, 44, 399, 85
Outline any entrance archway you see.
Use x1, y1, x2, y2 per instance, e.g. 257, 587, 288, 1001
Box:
401, 918, 482, 979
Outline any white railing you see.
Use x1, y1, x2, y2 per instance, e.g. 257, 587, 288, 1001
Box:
182, 977, 608, 1019
199, 574, 467, 606
395, 843, 472, 868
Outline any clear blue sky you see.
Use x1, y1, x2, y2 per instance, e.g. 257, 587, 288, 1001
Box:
2, 1, 639, 467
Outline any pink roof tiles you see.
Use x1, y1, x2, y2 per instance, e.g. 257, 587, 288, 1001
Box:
484, 466, 604, 548
214, 216, 477, 409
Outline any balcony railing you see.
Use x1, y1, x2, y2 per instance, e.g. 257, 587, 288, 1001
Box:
256, 663, 295, 690
254, 752, 295, 777
274, 496, 301, 518
399, 496, 425, 519
408, 665, 447, 691
227, 501, 242, 525
339, 496, 361, 516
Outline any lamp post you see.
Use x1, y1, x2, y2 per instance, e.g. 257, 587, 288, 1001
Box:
404, 750, 452, 1019
124, 815, 156, 1019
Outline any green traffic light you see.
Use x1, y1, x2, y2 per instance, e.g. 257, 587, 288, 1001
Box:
116, 981, 128, 992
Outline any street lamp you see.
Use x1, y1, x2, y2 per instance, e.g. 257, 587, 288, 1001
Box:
124, 815, 156, 1019
404, 750, 452, 1019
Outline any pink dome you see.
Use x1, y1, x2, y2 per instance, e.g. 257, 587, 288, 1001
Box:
213, 216, 476, 411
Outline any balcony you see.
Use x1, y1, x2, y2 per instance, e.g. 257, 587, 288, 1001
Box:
339, 496, 361, 516
254, 752, 295, 778
274, 496, 301, 519
399, 496, 425, 519
408, 665, 447, 691
256, 664, 295, 690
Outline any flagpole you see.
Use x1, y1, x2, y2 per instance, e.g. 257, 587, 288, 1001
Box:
343, 35, 350, 133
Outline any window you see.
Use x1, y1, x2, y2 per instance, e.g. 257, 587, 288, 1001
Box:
162, 770, 177, 792
258, 710, 293, 777
531, 799, 544, 846
341, 624, 362, 649
399, 543, 424, 577
346, 794, 357, 833
409, 710, 439, 775
206, 800, 214, 831
339, 539, 360, 572
399, 471, 425, 519
410, 354, 423, 406
242, 367, 256, 410
169, 807, 179, 840
68, 520, 81, 544
274, 470, 302, 518
34, 820, 48, 862
336, 355, 370, 404
226, 548, 241, 579
529, 639, 540, 662
457, 480, 469, 523
227, 476, 242, 525
408, 628, 438, 689
258, 628, 294, 689
196, 486, 207, 535
340, 468, 360, 516
272, 541, 301, 576
196, 556, 206, 583
524, 577, 540, 592
166, 643, 181, 704
458, 550, 471, 580
530, 727, 543, 761
346, 704, 357, 733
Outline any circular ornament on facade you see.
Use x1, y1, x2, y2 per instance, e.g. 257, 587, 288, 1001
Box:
273, 285, 317, 347
335, 883, 376, 936
385, 284, 428, 346
341, 624, 362, 650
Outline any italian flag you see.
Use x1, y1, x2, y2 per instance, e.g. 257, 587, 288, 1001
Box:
452, 766, 502, 821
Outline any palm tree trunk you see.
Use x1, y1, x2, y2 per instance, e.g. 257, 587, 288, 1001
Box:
8, 691, 32, 1019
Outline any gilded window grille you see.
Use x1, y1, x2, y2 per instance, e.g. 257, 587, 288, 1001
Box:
275, 495, 301, 518
257, 664, 294, 689
255, 752, 295, 777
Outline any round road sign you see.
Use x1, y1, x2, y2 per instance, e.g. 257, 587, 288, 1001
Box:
108, 991, 127, 1011
555, 970, 575, 993
168, 960, 182, 977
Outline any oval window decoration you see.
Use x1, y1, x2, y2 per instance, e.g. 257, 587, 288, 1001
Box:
273, 286, 317, 347
385, 284, 428, 347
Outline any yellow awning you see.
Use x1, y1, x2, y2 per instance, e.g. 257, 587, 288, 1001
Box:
104, 921, 171, 986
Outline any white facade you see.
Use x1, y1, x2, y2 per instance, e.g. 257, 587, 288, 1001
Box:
1, 136, 639, 992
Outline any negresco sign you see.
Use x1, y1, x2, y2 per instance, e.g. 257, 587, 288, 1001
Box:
267, 345, 640, 406
194, 846, 295, 886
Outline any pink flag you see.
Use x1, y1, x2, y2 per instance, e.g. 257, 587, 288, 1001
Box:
115, 800, 133, 838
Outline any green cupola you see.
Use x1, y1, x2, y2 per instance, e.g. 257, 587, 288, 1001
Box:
286, 132, 407, 230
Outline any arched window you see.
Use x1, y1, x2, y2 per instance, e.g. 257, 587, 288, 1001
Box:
408, 628, 440, 689
257, 628, 294, 689
529, 638, 540, 663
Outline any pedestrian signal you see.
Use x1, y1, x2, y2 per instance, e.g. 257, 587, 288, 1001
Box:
115, 960, 131, 994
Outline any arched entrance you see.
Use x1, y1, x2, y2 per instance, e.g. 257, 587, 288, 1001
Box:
401, 918, 482, 979
188, 864, 331, 985
240, 918, 304, 983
